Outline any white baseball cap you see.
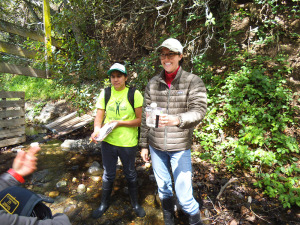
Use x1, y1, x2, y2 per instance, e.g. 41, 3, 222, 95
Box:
107, 63, 127, 76
157, 38, 183, 54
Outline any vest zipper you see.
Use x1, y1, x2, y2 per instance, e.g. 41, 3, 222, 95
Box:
164, 86, 171, 151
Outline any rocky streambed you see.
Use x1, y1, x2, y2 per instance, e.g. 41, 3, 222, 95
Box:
1, 126, 299, 225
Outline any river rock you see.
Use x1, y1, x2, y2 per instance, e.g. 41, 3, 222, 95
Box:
11, 147, 23, 153
88, 161, 102, 175
56, 180, 67, 188
28, 100, 72, 124
31, 169, 51, 183
64, 204, 77, 215
61, 139, 101, 151
90, 176, 101, 182
77, 184, 86, 194
49, 191, 60, 198
35, 102, 56, 124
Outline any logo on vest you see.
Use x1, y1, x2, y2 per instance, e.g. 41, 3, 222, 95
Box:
0, 193, 19, 214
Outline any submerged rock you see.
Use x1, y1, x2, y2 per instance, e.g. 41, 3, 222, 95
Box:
61, 139, 101, 151
77, 184, 86, 194
56, 180, 67, 188
31, 169, 51, 184
88, 161, 102, 175
49, 191, 60, 198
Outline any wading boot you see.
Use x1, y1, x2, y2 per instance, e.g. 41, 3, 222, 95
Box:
161, 197, 175, 225
189, 210, 203, 225
92, 180, 113, 219
128, 181, 146, 217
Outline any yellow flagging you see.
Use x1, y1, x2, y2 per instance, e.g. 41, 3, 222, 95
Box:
43, 0, 52, 76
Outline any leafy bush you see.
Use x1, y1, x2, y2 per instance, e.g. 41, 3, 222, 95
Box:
190, 0, 300, 208
0, 74, 70, 100
193, 50, 299, 208
128, 52, 158, 93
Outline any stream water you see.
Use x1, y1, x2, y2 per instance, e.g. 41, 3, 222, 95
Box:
21, 126, 191, 225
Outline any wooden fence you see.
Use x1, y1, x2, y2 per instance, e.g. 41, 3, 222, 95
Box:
0, 91, 26, 148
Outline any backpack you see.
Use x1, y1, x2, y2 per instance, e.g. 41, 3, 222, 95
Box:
104, 86, 136, 111
104, 86, 140, 142
0, 186, 53, 220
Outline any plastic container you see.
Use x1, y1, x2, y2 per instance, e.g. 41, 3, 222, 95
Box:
146, 102, 165, 128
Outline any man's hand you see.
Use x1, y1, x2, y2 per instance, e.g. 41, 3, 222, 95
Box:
12, 145, 40, 177
141, 148, 150, 162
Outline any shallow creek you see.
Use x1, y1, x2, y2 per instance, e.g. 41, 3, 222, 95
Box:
14, 126, 191, 225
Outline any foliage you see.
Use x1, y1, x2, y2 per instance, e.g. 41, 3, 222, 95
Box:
192, 1, 299, 208
64, 81, 103, 115
30, 101, 47, 118
128, 52, 158, 93
0, 74, 69, 101
194, 54, 299, 208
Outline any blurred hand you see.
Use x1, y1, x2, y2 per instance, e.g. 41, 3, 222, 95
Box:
141, 148, 150, 162
12, 146, 40, 177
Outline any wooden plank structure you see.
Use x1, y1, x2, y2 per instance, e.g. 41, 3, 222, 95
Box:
0, 18, 62, 48
0, 62, 47, 78
0, 41, 38, 59
0, 1, 57, 79
0, 91, 26, 148
45, 111, 94, 136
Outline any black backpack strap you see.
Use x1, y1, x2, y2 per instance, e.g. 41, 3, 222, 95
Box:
127, 87, 136, 111
127, 86, 140, 142
105, 86, 135, 111
104, 87, 111, 110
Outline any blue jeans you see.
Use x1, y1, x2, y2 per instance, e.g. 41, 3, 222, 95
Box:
101, 141, 137, 183
149, 145, 199, 215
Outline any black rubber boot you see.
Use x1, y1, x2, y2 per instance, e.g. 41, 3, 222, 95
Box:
189, 210, 203, 225
128, 181, 146, 217
92, 181, 113, 219
161, 197, 175, 225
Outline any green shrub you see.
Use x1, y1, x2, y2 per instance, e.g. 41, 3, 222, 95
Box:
193, 51, 299, 208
